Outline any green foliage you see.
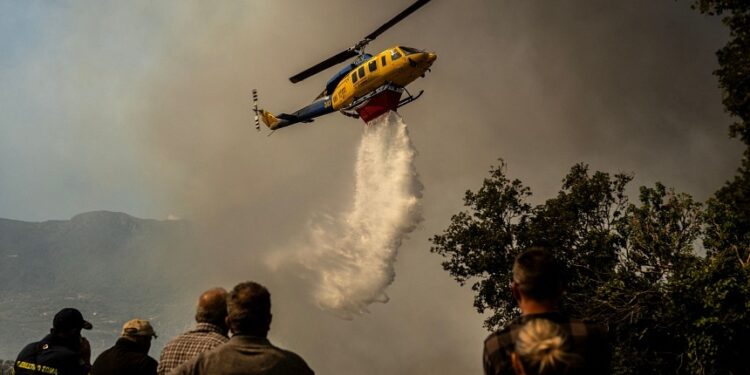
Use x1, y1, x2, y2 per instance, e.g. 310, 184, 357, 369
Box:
669, 255, 750, 374
430, 162, 749, 374
704, 150, 750, 266
689, 4, 750, 371
433, 3, 750, 373
691, 1, 750, 143
430, 161, 532, 327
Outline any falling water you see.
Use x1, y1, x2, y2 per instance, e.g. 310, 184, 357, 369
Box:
296, 111, 423, 318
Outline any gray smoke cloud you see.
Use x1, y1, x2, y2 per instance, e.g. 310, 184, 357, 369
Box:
2, 1, 745, 373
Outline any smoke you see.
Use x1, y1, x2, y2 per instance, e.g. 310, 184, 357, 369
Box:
270, 112, 423, 318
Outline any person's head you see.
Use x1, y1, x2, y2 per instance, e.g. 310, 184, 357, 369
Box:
120, 319, 157, 353
195, 287, 229, 332
511, 318, 579, 375
51, 308, 93, 340
512, 247, 564, 307
226, 281, 272, 337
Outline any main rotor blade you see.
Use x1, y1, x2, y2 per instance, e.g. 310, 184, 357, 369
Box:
289, 49, 358, 83
364, 0, 431, 41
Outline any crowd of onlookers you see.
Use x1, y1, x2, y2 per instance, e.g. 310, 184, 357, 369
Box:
11, 281, 312, 375
6, 247, 612, 374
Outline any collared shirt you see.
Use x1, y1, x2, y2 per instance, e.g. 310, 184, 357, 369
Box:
171, 335, 314, 375
15, 334, 90, 375
157, 323, 228, 375
91, 338, 157, 375
483, 312, 611, 375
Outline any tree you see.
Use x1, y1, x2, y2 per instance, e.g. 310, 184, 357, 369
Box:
433, 3, 750, 374
431, 162, 749, 374
691, 1, 750, 143
690, 4, 750, 371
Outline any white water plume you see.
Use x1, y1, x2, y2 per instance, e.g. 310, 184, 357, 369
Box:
282, 112, 423, 318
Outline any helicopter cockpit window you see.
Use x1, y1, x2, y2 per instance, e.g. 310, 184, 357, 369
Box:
400, 46, 422, 55
358, 66, 366, 79
351, 71, 358, 84
381, 56, 387, 66
368, 60, 377, 72
391, 49, 402, 61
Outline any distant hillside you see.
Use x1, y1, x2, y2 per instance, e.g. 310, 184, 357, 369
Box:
0, 211, 193, 359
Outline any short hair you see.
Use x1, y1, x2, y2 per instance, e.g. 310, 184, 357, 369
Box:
515, 319, 580, 375
195, 288, 228, 326
512, 247, 563, 301
227, 281, 271, 336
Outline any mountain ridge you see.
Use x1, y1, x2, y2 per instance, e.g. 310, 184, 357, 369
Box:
0, 210, 193, 360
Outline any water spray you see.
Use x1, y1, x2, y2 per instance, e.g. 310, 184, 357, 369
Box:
287, 111, 423, 318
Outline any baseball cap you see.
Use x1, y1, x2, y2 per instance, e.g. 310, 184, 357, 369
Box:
121, 319, 157, 338
53, 308, 93, 330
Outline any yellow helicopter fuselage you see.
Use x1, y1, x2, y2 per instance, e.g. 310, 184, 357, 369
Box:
331, 46, 437, 110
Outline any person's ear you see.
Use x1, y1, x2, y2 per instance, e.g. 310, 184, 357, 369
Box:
511, 282, 521, 303
511, 352, 526, 375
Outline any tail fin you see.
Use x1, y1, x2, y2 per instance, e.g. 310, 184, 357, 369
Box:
252, 89, 281, 130
259, 110, 281, 129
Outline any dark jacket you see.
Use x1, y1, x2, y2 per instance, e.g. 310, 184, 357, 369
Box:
172, 335, 314, 375
15, 334, 90, 375
483, 312, 611, 375
92, 338, 157, 375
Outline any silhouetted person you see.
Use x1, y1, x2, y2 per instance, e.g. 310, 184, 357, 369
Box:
14, 308, 93, 375
157, 287, 230, 375
483, 247, 610, 375
92, 319, 158, 375
172, 281, 314, 375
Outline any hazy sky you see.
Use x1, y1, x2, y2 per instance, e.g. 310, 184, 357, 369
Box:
0, 1, 743, 373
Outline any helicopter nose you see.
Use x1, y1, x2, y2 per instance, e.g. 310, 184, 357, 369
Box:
426, 52, 437, 63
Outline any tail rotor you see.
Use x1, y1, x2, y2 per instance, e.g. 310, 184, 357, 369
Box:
252, 89, 260, 131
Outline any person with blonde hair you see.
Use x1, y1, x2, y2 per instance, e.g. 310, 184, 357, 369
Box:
511, 318, 580, 375
483, 247, 610, 375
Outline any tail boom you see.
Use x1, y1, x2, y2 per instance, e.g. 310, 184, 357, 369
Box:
257, 95, 335, 131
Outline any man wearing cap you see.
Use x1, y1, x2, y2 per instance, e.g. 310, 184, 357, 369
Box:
157, 287, 230, 375
14, 307, 93, 375
91, 319, 158, 375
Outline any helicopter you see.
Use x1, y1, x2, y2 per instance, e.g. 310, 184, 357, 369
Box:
253, 0, 436, 131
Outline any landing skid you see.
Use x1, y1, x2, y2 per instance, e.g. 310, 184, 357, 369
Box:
397, 87, 423, 108
340, 110, 360, 119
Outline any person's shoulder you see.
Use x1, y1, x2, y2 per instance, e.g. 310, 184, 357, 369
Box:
484, 320, 519, 351
144, 355, 158, 371
259, 342, 312, 373
276, 348, 314, 374
160, 331, 189, 351
43, 341, 81, 360
483, 322, 520, 375
16, 340, 42, 358
124, 353, 158, 374
169, 329, 228, 346
278, 347, 307, 361
170, 350, 211, 375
